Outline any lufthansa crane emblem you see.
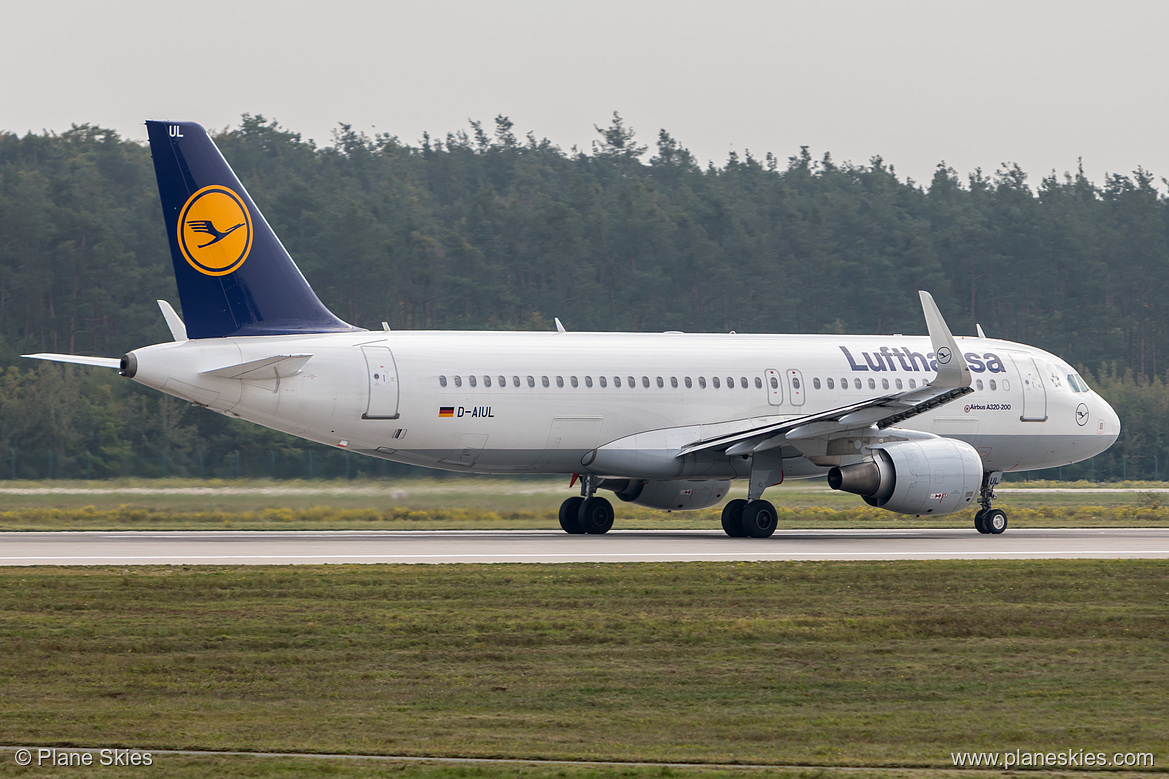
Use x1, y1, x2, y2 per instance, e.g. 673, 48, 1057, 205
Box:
1076, 403, 1089, 426
177, 185, 253, 276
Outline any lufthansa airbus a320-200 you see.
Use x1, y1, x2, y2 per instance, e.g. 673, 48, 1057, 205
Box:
27, 121, 1121, 538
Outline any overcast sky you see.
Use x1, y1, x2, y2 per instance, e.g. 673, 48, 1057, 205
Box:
5, 0, 1168, 186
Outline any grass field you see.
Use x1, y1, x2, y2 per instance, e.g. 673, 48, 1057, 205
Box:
2, 477, 1169, 531
0, 752, 1071, 778
1, 561, 1166, 776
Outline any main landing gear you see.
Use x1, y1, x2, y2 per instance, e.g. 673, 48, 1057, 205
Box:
558, 475, 615, 535
720, 499, 779, 538
973, 471, 1007, 535
720, 456, 781, 538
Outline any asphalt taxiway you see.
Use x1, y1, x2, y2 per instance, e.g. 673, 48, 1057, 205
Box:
2, 528, 1168, 565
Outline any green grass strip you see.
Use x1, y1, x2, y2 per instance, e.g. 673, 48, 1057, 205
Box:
1, 561, 1166, 769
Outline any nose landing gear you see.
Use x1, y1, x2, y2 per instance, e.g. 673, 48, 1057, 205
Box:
973, 471, 1007, 534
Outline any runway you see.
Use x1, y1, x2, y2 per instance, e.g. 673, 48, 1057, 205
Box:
2, 528, 1168, 565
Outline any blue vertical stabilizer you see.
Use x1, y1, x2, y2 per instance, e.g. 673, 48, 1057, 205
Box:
146, 120, 361, 339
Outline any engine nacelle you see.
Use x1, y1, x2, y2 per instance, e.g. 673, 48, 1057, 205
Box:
827, 438, 982, 516
598, 478, 731, 511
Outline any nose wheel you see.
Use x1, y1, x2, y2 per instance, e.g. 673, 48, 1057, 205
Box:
974, 471, 1007, 534
974, 508, 1008, 534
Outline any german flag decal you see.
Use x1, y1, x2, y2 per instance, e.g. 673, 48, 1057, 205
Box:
439, 407, 454, 418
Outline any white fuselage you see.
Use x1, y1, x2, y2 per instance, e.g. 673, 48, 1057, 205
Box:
125, 330, 1121, 481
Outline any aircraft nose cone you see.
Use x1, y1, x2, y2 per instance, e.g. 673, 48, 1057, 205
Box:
1091, 396, 1122, 454
1105, 399, 1121, 442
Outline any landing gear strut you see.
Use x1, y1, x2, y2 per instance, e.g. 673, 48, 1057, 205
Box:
973, 471, 1007, 535
558, 475, 614, 535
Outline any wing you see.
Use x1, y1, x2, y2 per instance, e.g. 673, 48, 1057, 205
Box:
586, 292, 974, 486
679, 291, 972, 459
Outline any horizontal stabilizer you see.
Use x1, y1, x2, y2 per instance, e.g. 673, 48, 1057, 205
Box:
22, 353, 121, 369
201, 354, 312, 380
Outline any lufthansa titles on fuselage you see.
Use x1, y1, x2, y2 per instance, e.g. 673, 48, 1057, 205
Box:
839, 345, 1005, 374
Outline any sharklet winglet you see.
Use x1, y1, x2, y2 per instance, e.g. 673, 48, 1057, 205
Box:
918, 291, 971, 389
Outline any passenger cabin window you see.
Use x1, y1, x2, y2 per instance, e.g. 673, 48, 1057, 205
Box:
740, 377, 748, 389
895, 378, 903, 389
513, 376, 521, 387
976, 379, 984, 391
599, 376, 607, 388
989, 379, 997, 391
754, 377, 762, 389
670, 377, 678, 388
813, 378, 821, 389
642, 376, 650, 388
570, 376, 578, 388
439, 376, 448, 387
454, 376, 463, 387
770, 377, 779, 389
541, 376, 549, 388
792, 377, 801, 389
556, 376, 564, 388
527, 376, 535, 388
628, 376, 635, 388
726, 377, 734, 388
483, 376, 491, 387
854, 378, 862, 389
469, 375, 477, 387
685, 377, 692, 388
827, 378, 835, 389
499, 375, 506, 387
908, 378, 916, 389
699, 377, 707, 388
614, 376, 621, 388
867, 378, 875, 390
881, 378, 889, 390
656, 377, 664, 388
585, 376, 593, 388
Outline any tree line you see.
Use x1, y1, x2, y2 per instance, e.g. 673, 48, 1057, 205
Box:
1, 115, 1167, 480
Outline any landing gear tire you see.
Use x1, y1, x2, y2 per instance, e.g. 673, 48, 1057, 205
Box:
741, 499, 778, 539
579, 496, 615, 535
985, 508, 1008, 535
974, 510, 991, 534
721, 499, 748, 537
559, 496, 586, 534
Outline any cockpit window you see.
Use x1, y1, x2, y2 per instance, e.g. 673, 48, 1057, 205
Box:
1067, 373, 1091, 393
